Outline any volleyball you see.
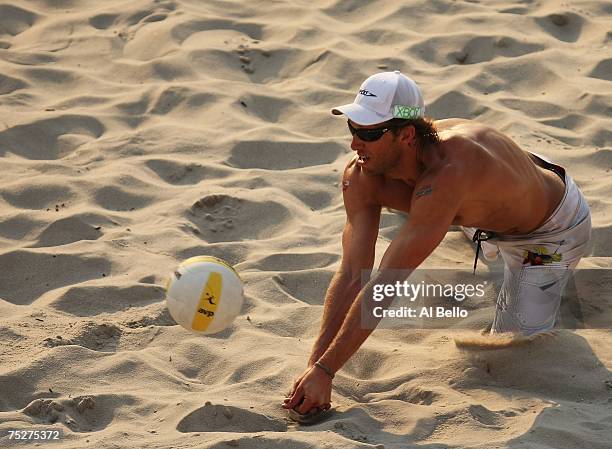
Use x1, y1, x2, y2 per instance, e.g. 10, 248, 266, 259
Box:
166, 256, 244, 335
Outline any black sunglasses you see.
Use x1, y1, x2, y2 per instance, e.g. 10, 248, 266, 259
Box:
347, 121, 404, 142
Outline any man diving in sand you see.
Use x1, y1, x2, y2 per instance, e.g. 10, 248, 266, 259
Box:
282, 70, 592, 423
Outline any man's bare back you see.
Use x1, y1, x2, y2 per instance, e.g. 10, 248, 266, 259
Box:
347, 119, 566, 236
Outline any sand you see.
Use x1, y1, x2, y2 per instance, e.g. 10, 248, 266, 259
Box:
0, 0, 611, 448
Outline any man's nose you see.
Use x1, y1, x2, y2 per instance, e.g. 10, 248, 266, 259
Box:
351, 135, 364, 152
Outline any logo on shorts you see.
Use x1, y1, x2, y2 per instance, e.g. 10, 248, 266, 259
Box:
523, 247, 562, 266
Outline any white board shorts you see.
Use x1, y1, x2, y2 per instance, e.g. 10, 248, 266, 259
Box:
463, 157, 592, 335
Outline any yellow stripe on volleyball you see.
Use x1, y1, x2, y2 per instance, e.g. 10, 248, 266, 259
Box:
191, 272, 222, 332
181, 256, 242, 281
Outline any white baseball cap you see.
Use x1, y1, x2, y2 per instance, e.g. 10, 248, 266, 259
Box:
331, 70, 425, 125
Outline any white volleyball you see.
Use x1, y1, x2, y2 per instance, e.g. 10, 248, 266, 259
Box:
166, 256, 244, 334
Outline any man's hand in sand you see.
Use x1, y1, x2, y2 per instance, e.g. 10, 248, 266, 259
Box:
282, 366, 331, 414
285, 366, 311, 399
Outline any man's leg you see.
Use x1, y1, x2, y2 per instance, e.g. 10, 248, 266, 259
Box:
492, 263, 571, 335
491, 216, 591, 336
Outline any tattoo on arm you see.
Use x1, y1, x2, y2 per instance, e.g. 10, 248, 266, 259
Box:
415, 185, 433, 197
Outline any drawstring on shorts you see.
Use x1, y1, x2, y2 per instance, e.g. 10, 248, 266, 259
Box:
472, 229, 496, 274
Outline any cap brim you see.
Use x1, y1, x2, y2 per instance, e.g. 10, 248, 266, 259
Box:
330, 103, 392, 126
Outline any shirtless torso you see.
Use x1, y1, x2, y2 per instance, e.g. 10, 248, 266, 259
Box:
343, 119, 565, 273
284, 118, 573, 417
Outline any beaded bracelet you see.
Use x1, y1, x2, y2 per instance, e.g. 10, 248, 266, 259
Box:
314, 361, 335, 379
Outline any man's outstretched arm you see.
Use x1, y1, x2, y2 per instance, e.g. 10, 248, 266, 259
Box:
284, 167, 464, 414
304, 159, 383, 366
307, 205, 380, 366
283, 161, 381, 412
318, 169, 464, 374
317, 221, 451, 374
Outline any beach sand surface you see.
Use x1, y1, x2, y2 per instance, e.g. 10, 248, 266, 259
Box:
0, 0, 611, 448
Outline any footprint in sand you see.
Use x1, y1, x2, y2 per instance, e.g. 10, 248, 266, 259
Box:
30, 215, 104, 248
0, 214, 44, 240
0, 251, 110, 305
534, 12, 585, 43
411, 35, 544, 66
589, 58, 612, 82
226, 140, 344, 170
89, 13, 119, 30
187, 194, 292, 243
368, 385, 439, 406
467, 404, 505, 427
50, 284, 164, 316
93, 185, 155, 211
23, 395, 120, 432
254, 252, 338, 272
427, 91, 488, 120
0, 73, 27, 95
123, 303, 176, 329
0, 115, 104, 159
0, 4, 38, 36
177, 403, 286, 433
272, 270, 334, 304
145, 158, 229, 185
43, 322, 122, 352
0, 184, 75, 210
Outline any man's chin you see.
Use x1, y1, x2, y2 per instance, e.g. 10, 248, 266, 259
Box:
359, 163, 381, 176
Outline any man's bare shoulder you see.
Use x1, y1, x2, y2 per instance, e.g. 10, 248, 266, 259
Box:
434, 118, 473, 131
342, 156, 381, 204
435, 119, 505, 144
343, 156, 383, 187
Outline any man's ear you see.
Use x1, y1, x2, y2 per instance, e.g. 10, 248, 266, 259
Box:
399, 124, 416, 144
